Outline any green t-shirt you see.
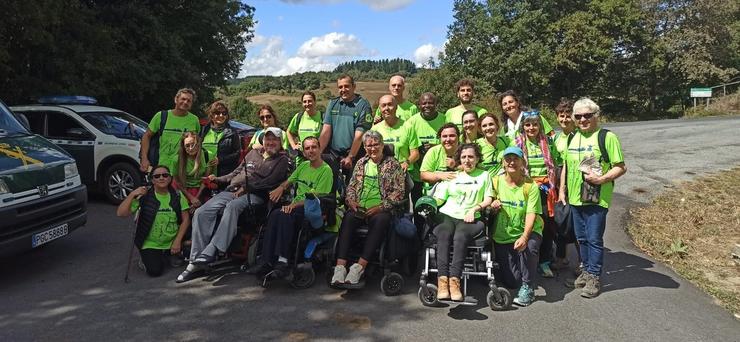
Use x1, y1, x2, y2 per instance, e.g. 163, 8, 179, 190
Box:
405, 112, 446, 150
131, 192, 190, 250
202, 128, 223, 161
434, 168, 493, 220
288, 160, 333, 203
492, 176, 543, 244
444, 105, 488, 131
501, 115, 554, 138
148, 110, 201, 171
249, 128, 290, 150
476, 136, 509, 176
373, 99, 419, 122
564, 129, 624, 208
287, 111, 323, 144
174, 154, 208, 188
371, 118, 419, 167
359, 160, 382, 209
323, 96, 373, 153
515, 137, 559, 177
553, 131, 571, 166
420, 145, 453, 173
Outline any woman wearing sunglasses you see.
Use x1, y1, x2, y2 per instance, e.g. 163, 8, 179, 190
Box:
199, 100, 242, 177
117, 166, 190, 277
248, 105, 289, 150
497, 90, 554, 138
512, 110, 560, 279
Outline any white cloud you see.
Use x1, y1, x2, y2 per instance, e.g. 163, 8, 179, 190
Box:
413, 43, 442, 67
297, 32, 366, 57
240, 32, 368, 76
279, 0, 414, 11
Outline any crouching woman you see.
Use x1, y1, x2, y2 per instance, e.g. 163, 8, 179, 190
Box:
117, 165, 190, 277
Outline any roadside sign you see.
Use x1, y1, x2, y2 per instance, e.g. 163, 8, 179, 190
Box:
690, 88, 712, 98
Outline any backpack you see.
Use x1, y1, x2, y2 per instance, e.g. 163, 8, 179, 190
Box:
492, 175, 532, 202
294, 110, 323, 130
140, 110, 168, 167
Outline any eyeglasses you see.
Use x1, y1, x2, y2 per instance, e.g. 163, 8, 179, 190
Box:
184, 143, 197, 149
152, 173, 171, 179
259, 115, 273, 121
574, 113, 596, 120
522, 111, 540, 118
213, 111, 228, 117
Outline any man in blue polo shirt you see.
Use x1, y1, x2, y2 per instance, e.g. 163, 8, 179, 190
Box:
318, 74, 373, 180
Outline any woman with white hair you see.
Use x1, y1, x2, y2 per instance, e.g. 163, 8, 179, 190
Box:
558, 97, 626, 298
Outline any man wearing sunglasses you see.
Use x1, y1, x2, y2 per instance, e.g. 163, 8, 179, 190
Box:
559, 98, 626, 299
177, 128, 290, 282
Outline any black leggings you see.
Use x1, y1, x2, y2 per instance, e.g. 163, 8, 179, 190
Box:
337, 211, 391, 262
139, 248, 169, 277
539, 188, 556, 264
433, 215, 484, 278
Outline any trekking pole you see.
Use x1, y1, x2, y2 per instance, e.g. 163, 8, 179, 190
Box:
123, 210, 140, 283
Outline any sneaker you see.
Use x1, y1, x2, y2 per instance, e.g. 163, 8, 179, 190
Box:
272, 261, 292, 279
344, 263, 365, 285
565, 272, 590, 289
137, 259, 147, 273
581, 274, 601, 298
538, 262, 555, 278
245, 262, 273, 277
513, 283, 534, 306
168, 254, 186, 268
331, 265, 347, 285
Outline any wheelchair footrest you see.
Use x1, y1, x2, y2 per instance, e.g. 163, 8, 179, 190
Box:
438, 297, 478, 306
332, 280, 366, 290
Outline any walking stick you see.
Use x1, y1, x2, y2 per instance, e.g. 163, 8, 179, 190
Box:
123, 210, 140, 283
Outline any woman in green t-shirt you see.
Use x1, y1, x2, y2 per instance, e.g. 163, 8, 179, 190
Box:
287, 91, 323, 151
175, 132, 212, 209
420, 123, 461, 187
512, 111, 560, 279
460, 110, 481, 144
117, 165, 191, 277
476, 113, 509, 176
431, 143, 493, 302
491, 146, 543, 307
249, 105, 289, 150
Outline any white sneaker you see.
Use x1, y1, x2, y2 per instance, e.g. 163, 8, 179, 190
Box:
331, 265, 347, 284
345, 263, 365, 284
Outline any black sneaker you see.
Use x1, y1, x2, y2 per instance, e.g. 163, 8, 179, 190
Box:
272, 261, 292, 280
245, 262, 273, 276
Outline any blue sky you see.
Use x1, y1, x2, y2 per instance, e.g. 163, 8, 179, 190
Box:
240, 0, 455, 76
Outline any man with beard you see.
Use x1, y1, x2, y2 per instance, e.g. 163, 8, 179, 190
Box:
444, 79, 488, 132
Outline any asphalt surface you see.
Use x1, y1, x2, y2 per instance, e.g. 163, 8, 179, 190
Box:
2, 116, 739, 341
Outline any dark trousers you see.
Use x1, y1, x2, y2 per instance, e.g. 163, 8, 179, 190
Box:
538, 188, 556, 264
261, 207, 305, 264
494, 233, 542, 289
411, 179, 425, 238
337, 211, 391, 262
139, 248, 169, 277
433, 215, 484, 278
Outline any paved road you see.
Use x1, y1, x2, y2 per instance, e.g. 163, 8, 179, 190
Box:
2, 116, 739, 341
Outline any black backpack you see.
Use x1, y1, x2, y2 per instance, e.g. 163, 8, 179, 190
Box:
140, 110, 168, 167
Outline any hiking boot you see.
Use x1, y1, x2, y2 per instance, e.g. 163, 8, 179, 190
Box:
574, 263, 584, 276
565, 272, 590, 289
345, 263, 365, 285
331, 265, 347, 285
436, 276, 450, 300
513, 283, 534, 306
449, 277, 463, 301
581, 274, 601, 298
538, 262, 554, 278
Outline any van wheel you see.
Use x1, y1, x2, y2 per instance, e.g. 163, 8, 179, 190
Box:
103, 162, 141, 204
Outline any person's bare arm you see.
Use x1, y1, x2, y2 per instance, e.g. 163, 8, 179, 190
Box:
139, 129, 153, 172
319, 124, 332, 154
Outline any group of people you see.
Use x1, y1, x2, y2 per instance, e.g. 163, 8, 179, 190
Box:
117, 74, 626, 306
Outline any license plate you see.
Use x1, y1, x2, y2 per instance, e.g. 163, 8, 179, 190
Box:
32, 223, 69, 248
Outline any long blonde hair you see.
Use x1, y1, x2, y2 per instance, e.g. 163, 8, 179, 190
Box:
177, 131, 205, 187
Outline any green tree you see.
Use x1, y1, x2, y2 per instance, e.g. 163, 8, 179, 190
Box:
0, 0, 255, 119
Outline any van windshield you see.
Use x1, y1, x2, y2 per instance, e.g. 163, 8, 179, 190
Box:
0, 101, 30, 136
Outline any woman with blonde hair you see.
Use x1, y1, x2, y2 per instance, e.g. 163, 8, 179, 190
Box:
199, 100, 242, 176
176, 131, 211, 208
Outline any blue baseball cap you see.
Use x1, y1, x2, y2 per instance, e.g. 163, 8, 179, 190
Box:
503, 146, 524, 158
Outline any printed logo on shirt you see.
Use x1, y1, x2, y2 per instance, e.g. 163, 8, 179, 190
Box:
454, 180, 479, 186
501, 200, 525, 208
568, 145, 594, 153
295, 179, 315, 188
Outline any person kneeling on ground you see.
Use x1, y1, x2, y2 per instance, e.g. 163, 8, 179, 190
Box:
330, 130, 406, 286
431, 143, 493, 301
491, 146, 544, 306
246, 136, 333, 277
117, 166, 190, 277
176, 128, 289, 283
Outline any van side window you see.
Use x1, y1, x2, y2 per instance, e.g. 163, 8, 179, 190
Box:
47, 113, 92, 140
17, 111, 45, 134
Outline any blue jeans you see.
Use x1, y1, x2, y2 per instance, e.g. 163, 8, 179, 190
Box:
571, 204, 608, 276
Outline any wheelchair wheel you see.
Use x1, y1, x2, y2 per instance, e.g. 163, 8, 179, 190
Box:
487, 287, 513, 311
380, 272, 404, 296
418, 283, 440, 307
290, 266, 316, 289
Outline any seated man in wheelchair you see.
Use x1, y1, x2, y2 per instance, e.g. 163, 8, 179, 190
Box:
330, 130, 407, 286
427, 143, 493, 301
246, 136, 334, 278
176, 128, 290, 283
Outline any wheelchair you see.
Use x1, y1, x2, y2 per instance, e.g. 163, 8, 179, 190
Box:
414, 197, 513, 310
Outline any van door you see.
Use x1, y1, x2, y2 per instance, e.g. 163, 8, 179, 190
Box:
44, 112, 96, 184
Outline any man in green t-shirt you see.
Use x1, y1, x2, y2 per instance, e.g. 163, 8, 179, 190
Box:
559, 98, 626, 299
247, 136, 334, 277
445, 79, 488, 131
140, 88, 201, 172
371, 95, 420, 172
372, 75, 419, 123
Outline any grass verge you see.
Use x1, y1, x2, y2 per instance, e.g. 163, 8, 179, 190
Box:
627, 167, 740, 316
